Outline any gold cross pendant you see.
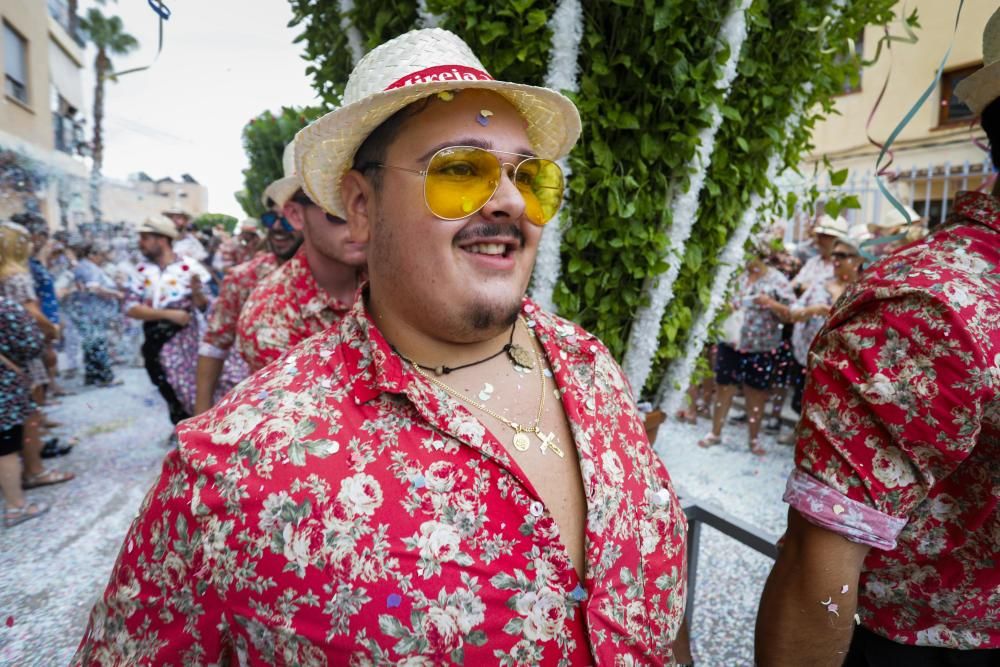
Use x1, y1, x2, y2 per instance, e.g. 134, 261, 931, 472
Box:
536, 431, 564, 458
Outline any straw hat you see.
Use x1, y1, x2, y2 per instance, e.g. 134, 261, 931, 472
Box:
295, 28, 582, 217
955, 8, 1000, 114
873, 204, 920, 229
137, 214, 179, 239
238, 217, 261, 234
840, 224, 872, 252
261, 143, 301, 209
813, 214, 849, 239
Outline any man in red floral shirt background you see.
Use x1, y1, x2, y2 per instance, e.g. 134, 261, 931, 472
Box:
193, 147, 304, 415
757, 10, 1000, 666
73, 28, 687, 665
234, 143, 368, 373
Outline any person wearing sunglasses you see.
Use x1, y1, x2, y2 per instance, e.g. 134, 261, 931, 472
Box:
75, 29, 687, 665
234, 142, 368, 374
193, 172, 305, 415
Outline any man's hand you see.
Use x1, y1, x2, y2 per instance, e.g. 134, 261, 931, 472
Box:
755, 508, 871, 667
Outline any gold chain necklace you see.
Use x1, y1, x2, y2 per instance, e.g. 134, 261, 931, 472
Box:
409, 326, 564, 458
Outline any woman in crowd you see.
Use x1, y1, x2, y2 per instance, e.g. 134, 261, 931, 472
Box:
0, 296, 50, 527
65, 244, 123, 386
699, 247, 794, 455
0, 222, 74, 490
756, 228, 867, 442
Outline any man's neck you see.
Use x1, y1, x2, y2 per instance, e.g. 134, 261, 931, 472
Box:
157, 248, 176, 270
303, 242, 358, 305
367, 288, 518, 373
992, 178, 1000, 199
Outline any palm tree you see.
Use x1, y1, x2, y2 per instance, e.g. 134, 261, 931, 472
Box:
79, 6, 138, 223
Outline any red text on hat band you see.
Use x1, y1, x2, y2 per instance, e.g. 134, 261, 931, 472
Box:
385, 65, 493, 91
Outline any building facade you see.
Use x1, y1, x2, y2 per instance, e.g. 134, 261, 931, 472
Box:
800, 0, 998, 233
1, 0, 89, 229
101, 172, 208, 226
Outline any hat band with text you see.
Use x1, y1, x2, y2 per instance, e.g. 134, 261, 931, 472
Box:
384, 65, 493, 91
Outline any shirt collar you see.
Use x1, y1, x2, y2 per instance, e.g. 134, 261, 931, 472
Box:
345, 295, 598, 406
951, 191, 1000, 234
288, 247, 354, 313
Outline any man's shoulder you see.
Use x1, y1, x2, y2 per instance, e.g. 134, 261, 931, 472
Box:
181, 326, 358, 463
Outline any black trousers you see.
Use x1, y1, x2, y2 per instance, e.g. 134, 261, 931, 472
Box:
141, 320, 190, 426
845, 626, 1000, 666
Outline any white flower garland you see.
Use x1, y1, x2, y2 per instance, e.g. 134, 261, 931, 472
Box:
621, 0, 753, 395
417, 0, 442, 28
337, 0, 365, 66
530, 0, 584, 312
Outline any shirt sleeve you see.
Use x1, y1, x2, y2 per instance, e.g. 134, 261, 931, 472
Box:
71, 446, 229, 664
200, 272, 242, 357
788, 290, 988, 549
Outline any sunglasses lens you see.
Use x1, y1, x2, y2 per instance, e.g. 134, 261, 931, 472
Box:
261, 212, 277, 228
424, 147, 499, 220
514, 158, 564, 226
422, 147, 565, 225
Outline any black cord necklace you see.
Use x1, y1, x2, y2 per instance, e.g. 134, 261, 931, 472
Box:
393, 320, 534, 376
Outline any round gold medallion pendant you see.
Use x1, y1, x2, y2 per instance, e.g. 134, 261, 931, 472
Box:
512, 432, 531, 452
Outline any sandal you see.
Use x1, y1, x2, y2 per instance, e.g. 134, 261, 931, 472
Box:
697, 433, 722, 448
22, 469, 75, 489
674, 408, 698, 425
749, 439, 766, 456
3, 501, 50, 528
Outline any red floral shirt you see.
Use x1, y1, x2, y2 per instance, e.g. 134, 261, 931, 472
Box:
199, 252, 278, 360
72, 297, 687, 665
785, 191, 1000, 649
235, 248, 351, 372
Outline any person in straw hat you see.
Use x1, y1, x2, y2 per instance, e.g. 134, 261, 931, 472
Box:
74, 28, 687, 665
791, 213, 848, 296
757, 10, 1000, 664
121, 215, 213, 432
867, 203, 926, 259
233, 140, 368, 374
163, 205, 208, 262
193, 160, 304, 415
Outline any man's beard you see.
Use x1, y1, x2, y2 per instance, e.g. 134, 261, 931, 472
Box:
268, 233, 302, 261
469, 298, 521, 331
139, 246, 160, 262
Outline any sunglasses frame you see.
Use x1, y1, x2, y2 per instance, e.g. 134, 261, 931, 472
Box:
367, 145, 565, 226
830, 251, 860, 261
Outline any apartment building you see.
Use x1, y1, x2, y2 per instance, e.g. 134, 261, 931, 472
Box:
1, 0, 89, 228
799, 1, 998, 232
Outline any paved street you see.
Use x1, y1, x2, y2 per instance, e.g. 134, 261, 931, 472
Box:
0, 367, 793, 666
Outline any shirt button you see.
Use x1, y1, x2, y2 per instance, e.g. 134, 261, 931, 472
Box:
529, 501, 544, 517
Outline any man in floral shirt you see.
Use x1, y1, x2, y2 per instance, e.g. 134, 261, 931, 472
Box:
757, 25, 1000, 665
235, 144, 367, 374
194, 189, 303, 414
74, 28, 687, 665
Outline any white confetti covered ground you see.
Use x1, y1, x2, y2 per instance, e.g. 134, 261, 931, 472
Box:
0, 368, 794, 666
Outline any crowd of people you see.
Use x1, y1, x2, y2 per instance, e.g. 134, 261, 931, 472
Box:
681, 208, 927, 458
0, 15, 996, 667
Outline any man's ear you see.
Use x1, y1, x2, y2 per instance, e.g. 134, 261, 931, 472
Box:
282, 201, 306, 232
341, 170, 373, 244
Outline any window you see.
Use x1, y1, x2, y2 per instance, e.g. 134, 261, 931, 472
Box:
3, 22, 28, 104
836, 30, 864, 95
939, 64, 980, 125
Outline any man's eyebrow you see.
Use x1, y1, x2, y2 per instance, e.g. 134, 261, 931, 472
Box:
417, 138, 537, 162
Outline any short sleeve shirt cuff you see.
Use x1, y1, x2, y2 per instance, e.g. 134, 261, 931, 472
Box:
783, 469, 908, 550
